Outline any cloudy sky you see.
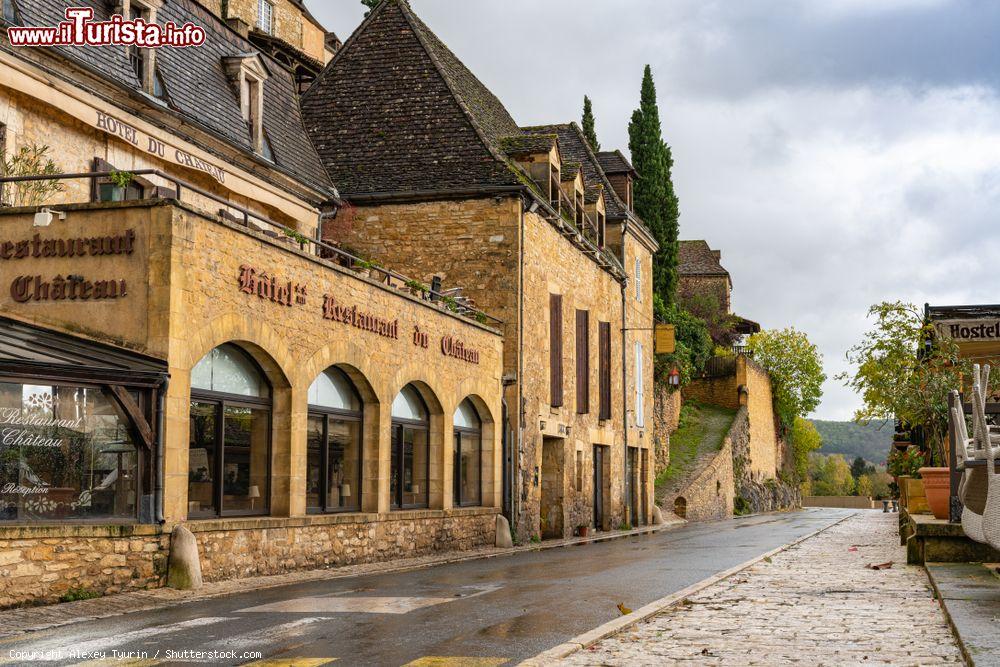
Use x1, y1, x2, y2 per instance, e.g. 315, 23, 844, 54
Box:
312, 1, 1000, 421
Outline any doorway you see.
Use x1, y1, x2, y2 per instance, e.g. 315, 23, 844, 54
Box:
626, 446, 639, 527
593, 444, 608, 530
540, 436, 565, 539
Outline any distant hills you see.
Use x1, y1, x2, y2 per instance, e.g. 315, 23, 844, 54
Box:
812, 419, 894, 466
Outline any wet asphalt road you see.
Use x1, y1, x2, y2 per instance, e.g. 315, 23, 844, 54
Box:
1, 508, 854, 666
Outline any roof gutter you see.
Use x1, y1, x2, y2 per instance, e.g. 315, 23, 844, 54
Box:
336, 185, 527, 206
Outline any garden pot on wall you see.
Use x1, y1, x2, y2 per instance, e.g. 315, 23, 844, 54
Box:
918, 467, 951, 520
897, 475, 911, 507
904, 477, 930, 514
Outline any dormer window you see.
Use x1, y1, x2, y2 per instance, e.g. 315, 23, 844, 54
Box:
123, 0, 164, 97
549, 166, 560, 212
224, 54, 270, 155
257, 0, 274, 34
2, 0, 19, 25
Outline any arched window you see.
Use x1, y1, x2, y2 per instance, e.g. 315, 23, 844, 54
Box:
189, 344, 271, 518
307, 368, 362, 513
453, 399, 482, 507
390, 384, 429, 509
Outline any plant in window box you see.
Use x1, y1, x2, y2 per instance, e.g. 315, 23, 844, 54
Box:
475, 311, 489, 325
281, 227, 311, 249
440, 295, 460, 314
107, 170, 134, 202
404, 279, 427, 298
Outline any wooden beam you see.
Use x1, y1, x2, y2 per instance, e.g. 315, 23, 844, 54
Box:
108, 384, 154, 450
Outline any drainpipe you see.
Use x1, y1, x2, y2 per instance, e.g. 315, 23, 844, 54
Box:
515, 197, 527, 538
154, 375, 169, 525
621, 219, 630, 526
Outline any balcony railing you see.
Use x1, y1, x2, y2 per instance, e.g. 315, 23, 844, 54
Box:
0, 170, 502, 328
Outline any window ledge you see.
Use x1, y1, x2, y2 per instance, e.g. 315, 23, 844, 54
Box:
0, 523, 163, 539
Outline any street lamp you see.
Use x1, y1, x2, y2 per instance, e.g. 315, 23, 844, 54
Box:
668, 368, 681, 387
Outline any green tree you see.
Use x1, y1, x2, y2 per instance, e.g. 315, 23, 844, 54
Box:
654, 295, 712, 386
361, 0, 380, 17
747, 328, 826, 428
582, 96, 600, 152
788, 417, 822, 487
628, 65, 679, 306
809, 453, 855, 496
838, 302, 998, 466
856, 474, 874, 498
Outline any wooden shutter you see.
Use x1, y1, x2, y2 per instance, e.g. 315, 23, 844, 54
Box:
550, 294, 563, 407
576, 310, 589, 414
599, 321, 611, 420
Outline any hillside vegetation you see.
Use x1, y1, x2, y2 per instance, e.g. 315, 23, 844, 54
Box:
813, 419, 893, 466
655, 401, 737, 504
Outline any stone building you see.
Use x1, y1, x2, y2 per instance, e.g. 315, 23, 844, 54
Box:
301, 0, 658, 540
0, 0, 504, 608
678, 240, 732, 314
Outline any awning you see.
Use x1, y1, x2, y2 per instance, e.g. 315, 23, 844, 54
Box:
0, 315, 168, 388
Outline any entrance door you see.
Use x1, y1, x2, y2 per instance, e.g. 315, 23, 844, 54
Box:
593, 445, 604, 530
626, 446, 639, 527
640, 449, 649, 526
540, 437, 565, 539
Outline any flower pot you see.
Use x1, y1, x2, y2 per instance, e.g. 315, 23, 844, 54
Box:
904, 477, 930, 514
918, 467, 951, 520
577, 526, 589, 538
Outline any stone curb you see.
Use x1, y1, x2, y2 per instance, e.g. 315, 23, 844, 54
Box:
0, 519, 684, 641
924, 564, 978, 667
518, 511, 857, 666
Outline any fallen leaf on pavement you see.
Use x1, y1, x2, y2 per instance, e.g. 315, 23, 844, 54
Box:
617, 602, 633, 615
866, 561, 894, 570
848, 547, 859, 552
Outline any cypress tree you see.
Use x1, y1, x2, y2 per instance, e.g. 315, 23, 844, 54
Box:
628, 65, 680, 307
582, 96, 600, 152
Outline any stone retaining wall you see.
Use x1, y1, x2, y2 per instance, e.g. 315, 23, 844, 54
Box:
0, 509, 497, 609
664, 409, 741, 523
653, 385, 682, 477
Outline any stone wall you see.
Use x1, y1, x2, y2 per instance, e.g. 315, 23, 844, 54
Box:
0, 525, 168, 609
742, 358, 780, 479
802, 496, 876, 509
0, 510, 496, 609
685, 374, 739, 410
204, 0, 328, 64
652, 385, 681, 477
678, 274, 731, 314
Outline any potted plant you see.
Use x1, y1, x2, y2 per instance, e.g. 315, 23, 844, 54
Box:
404, 279, 427, 298
888, 447, 925, 511
577, 525, 589, 538
108, 170, 134, 202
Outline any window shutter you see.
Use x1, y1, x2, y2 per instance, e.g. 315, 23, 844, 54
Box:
635, 342, 645, 427
599, 321, 611, 420
550, 294, 563, 407
576, 310, 589, 414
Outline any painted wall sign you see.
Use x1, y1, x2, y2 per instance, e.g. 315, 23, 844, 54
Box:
10, 275, 127, 302
323, 295, 399, 340
441, 336, 480, 364
238, 265, 307, 307
96, 110, 226, 183
0, 229, 135, 261
935, 319, 1000, 343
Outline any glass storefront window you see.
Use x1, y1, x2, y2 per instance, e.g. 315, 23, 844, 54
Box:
391, 384, 429, 510
307, 368, 362, 514
189, 344, 271, 518
0, 382, 139, 522
453, 399, 482, 507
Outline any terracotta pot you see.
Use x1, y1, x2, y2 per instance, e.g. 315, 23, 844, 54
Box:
918, 467, 951, 520
577, 526, 589, 538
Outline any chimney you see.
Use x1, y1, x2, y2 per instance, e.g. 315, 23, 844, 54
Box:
227, 17, 250, 38
712, 250, 721, 262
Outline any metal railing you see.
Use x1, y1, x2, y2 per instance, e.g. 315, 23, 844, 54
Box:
548, 184, 624, 277
0, 170, 502, 327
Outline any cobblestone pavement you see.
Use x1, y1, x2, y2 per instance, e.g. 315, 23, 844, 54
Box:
0, 521, 677, 640
559, 512, 963, 666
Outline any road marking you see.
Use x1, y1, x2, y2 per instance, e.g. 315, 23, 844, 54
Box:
10, 616, 235, 660
217, 617, 334, 649
403, 659, 508, 667
239, 585, 502, 615
241, 660, 335, 667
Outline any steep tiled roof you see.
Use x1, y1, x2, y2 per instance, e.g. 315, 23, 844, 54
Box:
679, 240, 730, 277
11, 0, 333, 195
561, 162, 582, 182
596, 150, 636, 176
524, 123, 631, 220
302, 0, 523, 196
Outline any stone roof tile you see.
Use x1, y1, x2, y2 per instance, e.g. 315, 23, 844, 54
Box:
679, 240, 730, 277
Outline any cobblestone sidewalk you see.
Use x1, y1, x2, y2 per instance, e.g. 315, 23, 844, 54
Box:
559, 512, 963, 666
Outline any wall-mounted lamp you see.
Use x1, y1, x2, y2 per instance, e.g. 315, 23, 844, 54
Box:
34, 208, 66, 227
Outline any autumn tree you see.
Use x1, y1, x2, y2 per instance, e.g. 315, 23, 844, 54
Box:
747, 328, 826, 428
